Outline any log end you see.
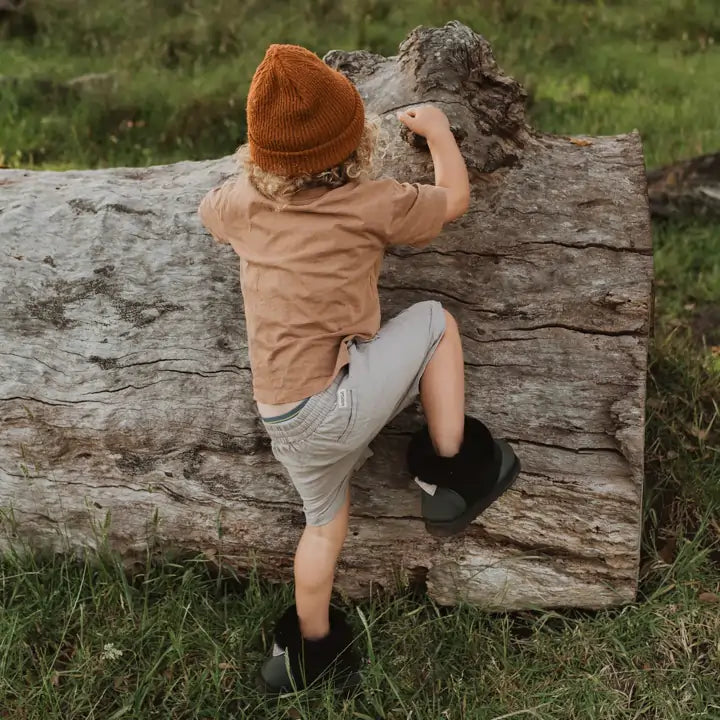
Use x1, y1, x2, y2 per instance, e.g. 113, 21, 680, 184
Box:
325, 21, 531, 174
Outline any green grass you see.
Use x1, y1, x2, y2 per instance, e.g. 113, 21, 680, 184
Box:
2, 0, 720, 168
1, 532, 719, 719
1, 0, 720, 717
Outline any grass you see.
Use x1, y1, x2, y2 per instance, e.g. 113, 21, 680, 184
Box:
1, 0, 719, 717
2, 0, 720, 168
1, 531, 718, 719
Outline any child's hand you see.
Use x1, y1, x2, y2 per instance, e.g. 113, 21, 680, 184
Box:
398, 105, 470, 223
397, 106, 451, 143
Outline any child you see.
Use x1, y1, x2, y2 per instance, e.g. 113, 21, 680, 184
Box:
199, 44, 520, 693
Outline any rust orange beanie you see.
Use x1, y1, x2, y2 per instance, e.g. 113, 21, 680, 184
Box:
246, 44, 365, 177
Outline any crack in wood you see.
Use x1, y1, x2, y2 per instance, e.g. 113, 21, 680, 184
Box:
507, 437, 623, 457
387, 247, 506, 260
378, 282, 500, 312
461, 524, 621, 564
464, 360, 535, 369
1, 395, 112, 406
80, 379, 169, 395
378, 98, 471, 117
460, 332, 538, 343
512, 322, 640, 337
92, 365, 249, 379
394, 234, 650, 258
0, 352, 69, 375
88, 355, 251, 373
520, 239, 653, 255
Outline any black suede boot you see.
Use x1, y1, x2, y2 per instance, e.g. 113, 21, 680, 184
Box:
259, 604, 361, 694
407, 416, 521, 537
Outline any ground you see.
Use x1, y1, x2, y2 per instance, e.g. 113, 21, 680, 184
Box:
1, 1, 719, 718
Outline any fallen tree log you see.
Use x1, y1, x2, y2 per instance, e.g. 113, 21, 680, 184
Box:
647, 151, 720, 219
0, 22, 653, 610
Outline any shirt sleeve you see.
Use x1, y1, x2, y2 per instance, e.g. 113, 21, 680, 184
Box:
198, 183, 231, 244
376, 179, 447, 248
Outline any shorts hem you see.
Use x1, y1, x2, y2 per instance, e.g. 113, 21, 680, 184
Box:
303, 477, 351, 527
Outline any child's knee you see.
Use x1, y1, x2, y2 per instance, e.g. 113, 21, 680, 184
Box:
304, 489, 350, 547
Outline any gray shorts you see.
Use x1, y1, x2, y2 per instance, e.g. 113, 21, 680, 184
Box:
262, 300, 447, 526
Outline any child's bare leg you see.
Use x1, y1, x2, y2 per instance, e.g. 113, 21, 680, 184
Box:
294, 488, 350, 639
420, 309, 465, 457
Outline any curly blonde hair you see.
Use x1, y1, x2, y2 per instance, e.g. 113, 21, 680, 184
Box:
237, 117, 384, 203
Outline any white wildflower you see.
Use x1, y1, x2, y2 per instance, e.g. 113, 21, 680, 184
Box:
100, 642, 123, 661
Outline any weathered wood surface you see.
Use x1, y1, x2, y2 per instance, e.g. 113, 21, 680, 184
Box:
0, 22, 653, 609
647, 151, 720, 219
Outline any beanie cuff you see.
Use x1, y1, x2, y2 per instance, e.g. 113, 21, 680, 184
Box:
248, 92, 365, 178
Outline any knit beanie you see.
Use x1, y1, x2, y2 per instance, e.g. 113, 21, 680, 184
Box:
246, 44, 365, 177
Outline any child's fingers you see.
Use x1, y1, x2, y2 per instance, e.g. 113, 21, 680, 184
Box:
397, 108, 417, 120
397, 109, 418, 128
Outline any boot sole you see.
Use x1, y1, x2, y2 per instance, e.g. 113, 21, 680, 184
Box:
256, 668, 362, 696
425, 442, 521, 538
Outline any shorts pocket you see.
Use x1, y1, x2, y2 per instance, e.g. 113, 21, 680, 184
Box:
314, 387, 357, 445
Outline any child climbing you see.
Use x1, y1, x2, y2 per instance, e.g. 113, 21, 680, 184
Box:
199, 43, 520, 693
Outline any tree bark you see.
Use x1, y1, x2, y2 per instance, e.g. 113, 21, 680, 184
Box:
0, 22, 652, 610
647, 151, 720, 219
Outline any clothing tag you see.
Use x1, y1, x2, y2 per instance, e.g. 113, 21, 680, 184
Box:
337, 388, 349, 409
414, 477, 438, 496
272, 642, 285, 657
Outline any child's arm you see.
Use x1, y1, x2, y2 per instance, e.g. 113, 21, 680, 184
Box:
397, 106, 470, 223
